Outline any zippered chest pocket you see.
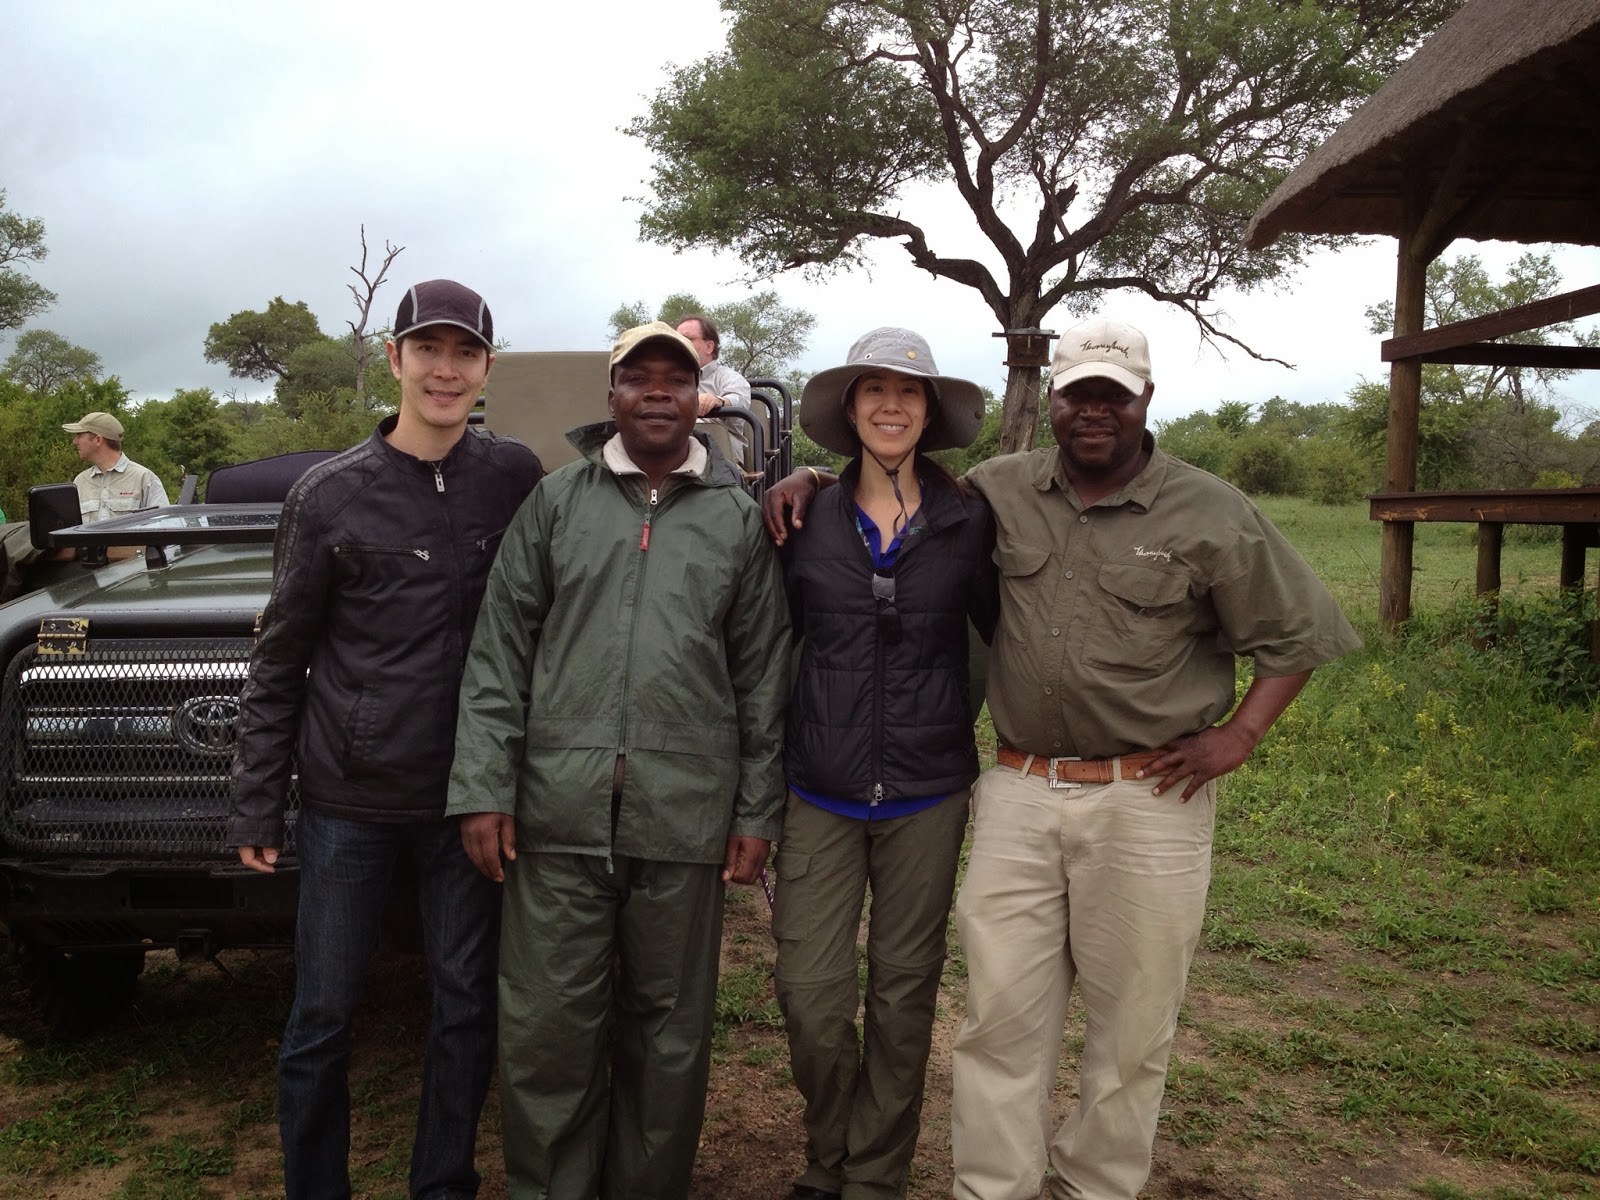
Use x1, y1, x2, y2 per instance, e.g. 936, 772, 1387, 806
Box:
334, 543, 431, 561
331, 543, 436, 598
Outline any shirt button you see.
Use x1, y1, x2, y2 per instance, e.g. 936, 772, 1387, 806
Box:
1064, 570, 1074, 579
1044, 687, 1053, 695
1051, 627, 1060, 636
1079, 515, 1088, 524
1053, 741, 1061, 749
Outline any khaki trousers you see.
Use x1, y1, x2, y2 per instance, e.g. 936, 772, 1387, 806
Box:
773, 789, 972, 1199
950, 763, 1215, 1200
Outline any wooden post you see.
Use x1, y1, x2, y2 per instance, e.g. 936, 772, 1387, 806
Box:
1559, 525, 1586, 590
1473, 521, 1503, 649
1380, 208, 1429, 632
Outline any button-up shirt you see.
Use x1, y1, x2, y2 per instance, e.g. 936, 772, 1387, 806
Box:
967, 440, 1360, 760
73, 454, 169, 523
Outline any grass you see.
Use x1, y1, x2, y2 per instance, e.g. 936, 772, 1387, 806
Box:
1, 498, 1597, 1199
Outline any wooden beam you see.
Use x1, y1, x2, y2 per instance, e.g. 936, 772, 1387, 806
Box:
1369, 489, 1600, 524
1411, 343, 1600, 370
1381, 283, 1600, 361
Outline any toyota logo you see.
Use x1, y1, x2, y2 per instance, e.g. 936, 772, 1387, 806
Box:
174, 695, 243, 757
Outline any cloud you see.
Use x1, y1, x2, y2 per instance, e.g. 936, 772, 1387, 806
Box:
5, 0, 1596, 425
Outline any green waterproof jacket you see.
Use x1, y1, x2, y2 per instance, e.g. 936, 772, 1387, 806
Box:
446, 423, 792, 864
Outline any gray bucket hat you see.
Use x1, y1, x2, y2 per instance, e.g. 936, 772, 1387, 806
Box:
799, 327, 985, 455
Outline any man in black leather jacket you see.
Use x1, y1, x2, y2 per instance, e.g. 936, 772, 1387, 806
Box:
228, 279, 544, 1200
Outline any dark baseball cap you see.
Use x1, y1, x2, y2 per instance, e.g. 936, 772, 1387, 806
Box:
393, 279, 494, 351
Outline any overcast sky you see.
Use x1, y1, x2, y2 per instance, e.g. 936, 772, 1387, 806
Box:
5, 0, 1597, 429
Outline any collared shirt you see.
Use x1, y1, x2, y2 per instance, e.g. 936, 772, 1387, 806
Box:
73, 454, 170, 524
967, 441, 1360, 760
700, 360, 751, 409
601, 432, 708, 480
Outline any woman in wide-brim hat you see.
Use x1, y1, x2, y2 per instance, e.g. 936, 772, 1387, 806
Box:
772, 327, 998, 1200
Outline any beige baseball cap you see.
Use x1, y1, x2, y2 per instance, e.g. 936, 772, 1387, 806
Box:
62, 411, 124, 439
609, 322, 700, 377
1051, 317, 1154, 394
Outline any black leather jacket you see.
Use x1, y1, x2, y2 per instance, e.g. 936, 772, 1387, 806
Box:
781, 463, 998, 809
228, 417, 544, 846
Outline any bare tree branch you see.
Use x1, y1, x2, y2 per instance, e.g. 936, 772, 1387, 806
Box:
346, 225, 404, 403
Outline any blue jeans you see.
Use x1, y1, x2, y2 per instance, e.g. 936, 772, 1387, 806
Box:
278, 805, 500, 1200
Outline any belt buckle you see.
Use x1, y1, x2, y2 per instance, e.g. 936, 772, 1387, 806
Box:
1045, 757, 1082, 790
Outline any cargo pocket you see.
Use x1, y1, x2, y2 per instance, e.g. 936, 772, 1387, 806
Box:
1082, 562, 1194, 675
770, 849, 814, 942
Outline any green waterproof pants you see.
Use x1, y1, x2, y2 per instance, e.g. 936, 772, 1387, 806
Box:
498, 851, 726, 1200
772, 789, 972, 1199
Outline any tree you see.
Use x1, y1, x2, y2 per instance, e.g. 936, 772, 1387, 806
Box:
0, 376, 130, 518
0, 190, 56, 335
133, 388, 235, 487
2, 329, 101, 392
630, 0, 1461, 454
275, 333, 400, 418
203, 297, 323, 385
345, 226, 403, 403
607, 290, 816, 378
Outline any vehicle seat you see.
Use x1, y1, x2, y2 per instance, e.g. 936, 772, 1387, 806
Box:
205, 450, 342, 504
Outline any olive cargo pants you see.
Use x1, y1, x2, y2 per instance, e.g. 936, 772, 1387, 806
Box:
773, 789, 971, 1199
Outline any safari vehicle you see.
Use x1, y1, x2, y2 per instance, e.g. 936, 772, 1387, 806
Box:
0, 357, 791, 1030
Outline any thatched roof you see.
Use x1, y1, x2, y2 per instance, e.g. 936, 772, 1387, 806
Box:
1246, 0, 1600, 249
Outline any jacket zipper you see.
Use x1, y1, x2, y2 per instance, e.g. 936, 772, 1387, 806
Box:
612, 481, 667, 874
432, 463, 445, 493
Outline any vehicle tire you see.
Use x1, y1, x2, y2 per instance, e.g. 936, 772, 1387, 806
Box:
16, 943, 144, 1034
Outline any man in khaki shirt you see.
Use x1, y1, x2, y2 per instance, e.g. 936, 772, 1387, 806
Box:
63, 411, 169, 522
764, 316, 1359, 1200
953, 317, 1359, 1200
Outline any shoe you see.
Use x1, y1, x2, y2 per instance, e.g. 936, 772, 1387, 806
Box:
788, 1186, 840, 1200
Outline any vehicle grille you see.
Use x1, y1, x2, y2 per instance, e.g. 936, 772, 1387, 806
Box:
0, 638, 297, 858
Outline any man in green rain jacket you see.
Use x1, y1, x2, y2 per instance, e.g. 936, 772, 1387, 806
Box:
447, 321, 791, 1200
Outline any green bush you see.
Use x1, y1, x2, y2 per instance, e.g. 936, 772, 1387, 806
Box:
1302, 440, 1374, 506
1472, 589, 1600, 704
1227, 432, 1303, 496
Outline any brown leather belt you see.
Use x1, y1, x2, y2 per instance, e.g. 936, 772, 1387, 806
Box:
995, 744, 1164, 787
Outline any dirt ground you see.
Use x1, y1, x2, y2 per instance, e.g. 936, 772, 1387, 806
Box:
1, 880, 1589, 1200
688, 888, 1542, 1200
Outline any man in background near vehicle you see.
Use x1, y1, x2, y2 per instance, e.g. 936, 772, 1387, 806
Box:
763, 316, 1361, 1200
63, 410, 168, 520
676, 313, 752, 414
677, 313, 755, 466
448, 321, 790, 1200
228, 279, 544, 1200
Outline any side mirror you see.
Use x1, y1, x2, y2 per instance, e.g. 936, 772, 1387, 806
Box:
28, 483, 83, 548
